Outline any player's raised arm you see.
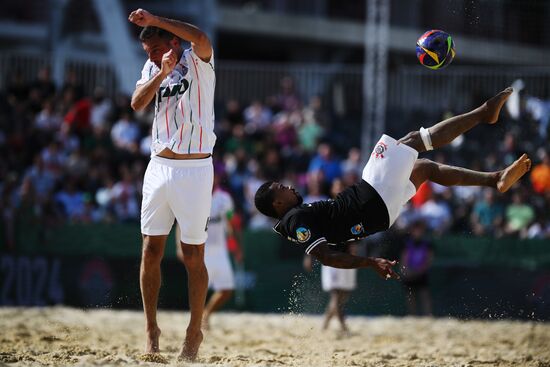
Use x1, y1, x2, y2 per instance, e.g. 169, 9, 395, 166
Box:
310, 243, 400, 280
128, 8, 212, 62
130, 49, 177, 111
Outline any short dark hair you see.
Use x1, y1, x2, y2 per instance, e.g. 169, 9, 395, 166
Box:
139, 26, 177, 42
254, 181, 278, 218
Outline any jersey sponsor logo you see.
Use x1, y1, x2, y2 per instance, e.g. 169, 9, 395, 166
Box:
372, 141, 388, 159
295, 227, 311, 243
351, 223, 364, 235
157, 80, 190, 103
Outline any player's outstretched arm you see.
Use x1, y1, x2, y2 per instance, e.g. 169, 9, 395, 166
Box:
128, 8, 212, 62
310, 244, 400, 280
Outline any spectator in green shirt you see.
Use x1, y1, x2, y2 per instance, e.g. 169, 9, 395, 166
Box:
505, 191, 535, 237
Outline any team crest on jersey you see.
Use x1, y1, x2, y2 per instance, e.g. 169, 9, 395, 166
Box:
372, 141, 388, 159
296, 227, 311, 243
351, 223, 364, 235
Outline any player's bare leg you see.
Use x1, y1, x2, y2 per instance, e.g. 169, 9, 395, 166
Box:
399, 87, 513, 152
322, 292, 338, 330
178, 243, 208, 361
203, 290, 233, 330
409, 156, 531, 191
140, 234, 168, 353
335, 290, 351, 334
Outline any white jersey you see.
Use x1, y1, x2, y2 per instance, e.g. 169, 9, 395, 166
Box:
204, 189, 236, 291
206, 189, 234, 248
136, 47, 216, 156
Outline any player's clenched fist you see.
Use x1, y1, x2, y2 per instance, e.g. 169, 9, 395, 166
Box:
160, 50, 177, 76
128, 8, 156, 27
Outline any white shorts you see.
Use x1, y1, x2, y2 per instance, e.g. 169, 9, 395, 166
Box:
362, 134, 418, 227
322, 266, 357, 291
204, 246, 235, 291
141, 155, 213, 244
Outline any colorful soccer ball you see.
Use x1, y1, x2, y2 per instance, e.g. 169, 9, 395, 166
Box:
416, 30, 455, 70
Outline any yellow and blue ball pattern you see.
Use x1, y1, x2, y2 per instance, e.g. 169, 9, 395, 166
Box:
416, 30, 456, 70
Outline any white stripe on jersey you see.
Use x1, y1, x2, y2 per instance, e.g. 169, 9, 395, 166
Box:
136, 48, 216, 156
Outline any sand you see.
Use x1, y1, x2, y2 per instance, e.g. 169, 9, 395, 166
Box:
1, 307, 549, 367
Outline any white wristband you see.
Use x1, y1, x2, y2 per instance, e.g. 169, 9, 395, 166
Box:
419, 127, 433, 151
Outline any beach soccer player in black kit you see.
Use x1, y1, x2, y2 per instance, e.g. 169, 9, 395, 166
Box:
254, 88, 531, 280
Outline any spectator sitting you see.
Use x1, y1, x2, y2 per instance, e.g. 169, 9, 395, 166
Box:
303, 95, 330, 131
276, 76, 301, 112
505, 190, 536, 238
63, 87, 91, 137
419, 193, 452, 235
341, 147, 362, 179
111, 166, 139, 222
244, 100, 272, 133
526, 215, 550, 239
298, 116, 323, 153
111, 111, 140, 153
140, 128, 152, 156
272, 112, 297, 153
40, 141, 66, 178
34, 100, 62, 132
95, 176, 116, 221
90, 86, 113, 133
525, 96, 550, 140
65, 147, 90, 178
24, 155, 56, 201
303, 174, 329, 203
55, 179, 86, 222
225, 124, 255, 155
530, 150, 550, 194
308, 142, 342, 185
470, 188, 504, 237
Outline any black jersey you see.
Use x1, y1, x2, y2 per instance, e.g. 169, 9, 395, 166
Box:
273, 180, 389, 254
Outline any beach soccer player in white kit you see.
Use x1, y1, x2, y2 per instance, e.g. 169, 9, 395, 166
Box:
128, 8, 216, 360
176, 176, 241, 329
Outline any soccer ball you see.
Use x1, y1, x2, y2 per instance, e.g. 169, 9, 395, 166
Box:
416, 30, 455, 70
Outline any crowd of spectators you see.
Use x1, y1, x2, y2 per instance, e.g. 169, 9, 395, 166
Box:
1, 67, 549, 250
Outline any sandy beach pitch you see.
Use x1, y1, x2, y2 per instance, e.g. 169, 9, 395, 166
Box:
1, 307, 549, 366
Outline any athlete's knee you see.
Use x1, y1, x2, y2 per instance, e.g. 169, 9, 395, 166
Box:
415, 158, 435, 170
413, 158, 436, 176
180, 244, 205, 269
398, 130, 425, 152
142, 236, 164, 264
410, 159, 436, 189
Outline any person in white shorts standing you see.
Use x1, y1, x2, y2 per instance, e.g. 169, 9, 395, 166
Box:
128, 8, 216, 360
255, 88, 531, 277
303, 178, 357, 334
176, 175, 241, 329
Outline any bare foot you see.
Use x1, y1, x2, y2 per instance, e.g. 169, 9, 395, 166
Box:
145, 326, 161, 354
479, 87, 513, 124
496, 154, 531, 193
178, 328, 203, 361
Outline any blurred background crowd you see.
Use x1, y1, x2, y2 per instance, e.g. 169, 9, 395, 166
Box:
1, 65, 549, 252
